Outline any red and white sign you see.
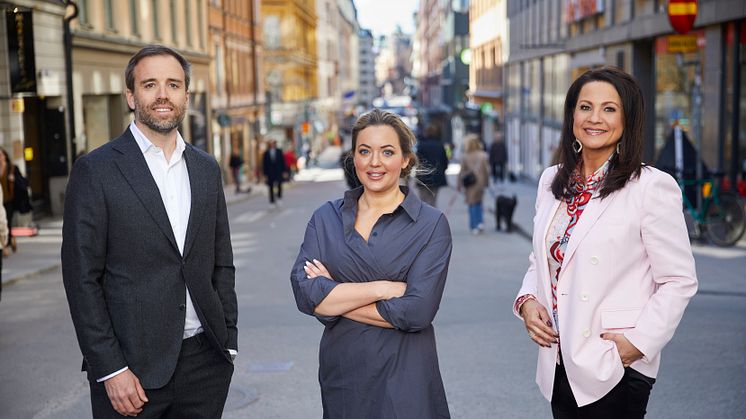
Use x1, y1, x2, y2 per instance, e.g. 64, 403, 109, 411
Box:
668, 0, 698, 34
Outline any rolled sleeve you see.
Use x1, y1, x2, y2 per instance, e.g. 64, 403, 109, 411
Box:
376, 215, 452, 332
290, 215, 340, 325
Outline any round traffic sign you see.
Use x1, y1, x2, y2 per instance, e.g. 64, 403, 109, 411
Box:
668, 0, 698, 34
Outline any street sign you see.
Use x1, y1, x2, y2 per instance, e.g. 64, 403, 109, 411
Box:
667, 34, 698, 53
668, 0, 697, 34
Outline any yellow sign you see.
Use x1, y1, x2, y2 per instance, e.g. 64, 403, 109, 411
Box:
667, 35, 698, 53
24, 147, 33, 161
10, 98, 24, 113
668, 2, 697, 16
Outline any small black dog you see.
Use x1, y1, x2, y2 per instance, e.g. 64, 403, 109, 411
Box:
495, 194, 517, 232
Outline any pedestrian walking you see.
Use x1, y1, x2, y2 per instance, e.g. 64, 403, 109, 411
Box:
0, 148, 23, 255
283, 146, 298, 181
229, 148, 244, 193
262, 139, 287, 205
489, 132, 507, 183
457, 134, 490, 234
513, 66, 697, 418
0, 186, 7, 301
290, 109, 452, 419
61, 45, 237, 419
415, 123, 449, 207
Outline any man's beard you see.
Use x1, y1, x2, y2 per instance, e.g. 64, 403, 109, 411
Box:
133, 97, 187, 134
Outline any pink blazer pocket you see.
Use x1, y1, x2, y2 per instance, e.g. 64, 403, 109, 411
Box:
601, 308, 642, 330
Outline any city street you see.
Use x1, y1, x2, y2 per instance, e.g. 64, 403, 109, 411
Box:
1, 169, 745, 418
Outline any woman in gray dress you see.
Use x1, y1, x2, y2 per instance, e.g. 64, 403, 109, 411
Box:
290, 109, 452, 419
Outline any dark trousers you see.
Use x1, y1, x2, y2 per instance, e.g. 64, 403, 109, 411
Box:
90, 333, 233, 419
267, 179, 282, 203
3, 202, 13, 245
231, 168, 241, 192
491, 163, 505, 182
551, 361, 655, 419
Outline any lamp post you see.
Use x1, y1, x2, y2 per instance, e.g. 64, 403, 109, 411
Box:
62, 1, 78, 169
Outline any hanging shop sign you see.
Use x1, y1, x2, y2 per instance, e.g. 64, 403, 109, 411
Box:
5, 9, 37, 94
668, 0, 698, 35
667, 34, 699, 53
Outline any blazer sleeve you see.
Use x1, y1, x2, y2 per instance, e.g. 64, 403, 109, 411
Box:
212, 168, 238, 349
623, 170, 698, 359
512, 166, 555, 318
290, 211, 340, 326
61, 157, 127, 379
376, 214, 452, 332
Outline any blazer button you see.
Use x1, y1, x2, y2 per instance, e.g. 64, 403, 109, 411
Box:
590, 256, 599, 265
580, 293, 589, 302
582, 329, 591, 338
178, 304, 186, 311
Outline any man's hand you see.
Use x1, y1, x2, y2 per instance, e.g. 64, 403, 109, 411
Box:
520, 299, 559, 348
103, 369, 148, 417
601, 333, 644, 367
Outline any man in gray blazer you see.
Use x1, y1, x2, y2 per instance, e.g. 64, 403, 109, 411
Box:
62, 45, 237, 418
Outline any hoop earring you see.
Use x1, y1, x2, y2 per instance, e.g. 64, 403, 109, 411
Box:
573, 138, 583, 154
616, 142, 621, 154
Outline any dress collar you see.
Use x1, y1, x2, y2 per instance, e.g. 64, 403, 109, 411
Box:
340, 185, 421, 222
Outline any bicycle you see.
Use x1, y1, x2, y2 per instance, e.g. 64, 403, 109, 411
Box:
679, 175, 746, 247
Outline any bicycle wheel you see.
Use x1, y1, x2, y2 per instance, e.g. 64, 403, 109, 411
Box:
704, 192, 746, 246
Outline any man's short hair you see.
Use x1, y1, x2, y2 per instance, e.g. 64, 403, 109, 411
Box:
125, 45, 191, 92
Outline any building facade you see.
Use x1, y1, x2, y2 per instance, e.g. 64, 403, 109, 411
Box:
375, 28, 413, 98
261, 0, 318, 152
1, 1, 69, 215
505, 0, 746, 185
358, 28, 376, 108
208, 0, 264, 183
469, 0, 507, 119
316, 0, 342, 138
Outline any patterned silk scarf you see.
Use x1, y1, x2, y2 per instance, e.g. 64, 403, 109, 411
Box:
547, 160, 610, 330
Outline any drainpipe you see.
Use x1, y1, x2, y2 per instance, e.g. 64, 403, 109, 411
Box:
62, 1, 78, 170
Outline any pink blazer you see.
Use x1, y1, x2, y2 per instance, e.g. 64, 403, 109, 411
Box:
514, 165, 697, 406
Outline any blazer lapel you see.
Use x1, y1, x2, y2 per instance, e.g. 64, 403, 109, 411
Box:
561, 192, 617, 270
182, 145, 209, 259
113, 131, 179, 253
536, 195, 561, 305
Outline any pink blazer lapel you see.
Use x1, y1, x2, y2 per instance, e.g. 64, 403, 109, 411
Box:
535, 193, 561, 304
561, 192, 618, 271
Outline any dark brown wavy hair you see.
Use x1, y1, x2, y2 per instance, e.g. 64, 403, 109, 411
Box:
551, 66, 644, 200
351, 109, 419, 178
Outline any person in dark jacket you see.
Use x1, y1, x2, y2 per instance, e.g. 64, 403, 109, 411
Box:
489, 132, 508, 183
262, 139, 287, 204
229, 149, 244, 193
415, 124, 449, 207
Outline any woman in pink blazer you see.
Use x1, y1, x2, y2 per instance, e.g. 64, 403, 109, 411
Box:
514, 67, 697, 418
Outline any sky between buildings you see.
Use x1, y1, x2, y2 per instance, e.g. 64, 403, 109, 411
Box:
355, 0, 418, 37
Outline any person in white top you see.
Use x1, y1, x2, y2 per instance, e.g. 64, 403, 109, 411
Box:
62, 45, 237, 418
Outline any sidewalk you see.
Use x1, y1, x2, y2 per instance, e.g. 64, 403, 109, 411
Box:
0, 181, 264, 287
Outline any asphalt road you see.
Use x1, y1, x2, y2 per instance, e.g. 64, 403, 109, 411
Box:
0, 171, 744, 418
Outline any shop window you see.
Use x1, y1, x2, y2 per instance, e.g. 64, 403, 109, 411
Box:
653, 31, 706, 159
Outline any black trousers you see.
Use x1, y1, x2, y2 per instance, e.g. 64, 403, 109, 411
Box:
267, 179, 282, 203
90, 333, 233, 419
551, 361, 655, 419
